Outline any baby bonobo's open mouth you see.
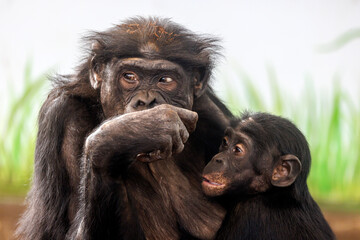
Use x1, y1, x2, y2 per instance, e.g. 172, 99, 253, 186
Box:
202, 176, 225, 187
201, 174, 229, 196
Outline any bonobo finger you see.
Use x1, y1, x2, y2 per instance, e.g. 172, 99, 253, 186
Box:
173, 127, 185, 154
171, 107, 198, 133
160, 135, 173, 159
136, 153, 152, 163
136, 150, 163, 163
149, 150, 163, 161
178, 121, 190, 144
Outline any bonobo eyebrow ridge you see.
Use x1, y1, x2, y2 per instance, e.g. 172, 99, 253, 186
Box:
119, 59, 181, 72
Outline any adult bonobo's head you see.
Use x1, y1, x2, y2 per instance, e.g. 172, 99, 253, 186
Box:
202, 112, 311, 200
80, 16, 220, 117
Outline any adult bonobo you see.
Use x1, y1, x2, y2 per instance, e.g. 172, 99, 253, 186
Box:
202, 112, 335, 240
17, 17, 231, 240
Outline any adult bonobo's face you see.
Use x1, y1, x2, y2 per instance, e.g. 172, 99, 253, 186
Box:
86, 18, 216, 118
120, 58, 191, 113
90, 57, 196, 117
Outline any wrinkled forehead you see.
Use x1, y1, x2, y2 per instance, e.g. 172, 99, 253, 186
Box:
117, 58, 183, 72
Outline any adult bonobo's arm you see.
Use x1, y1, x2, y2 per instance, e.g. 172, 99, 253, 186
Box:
16, 90, 101, 240
70, 105, 199, 240
84, 104, 198, 178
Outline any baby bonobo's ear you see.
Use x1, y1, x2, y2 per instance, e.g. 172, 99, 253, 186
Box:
271, 154, 302, 187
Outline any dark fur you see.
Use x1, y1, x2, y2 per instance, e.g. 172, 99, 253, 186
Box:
205, 112, 335, 240
17, 17, 231, 240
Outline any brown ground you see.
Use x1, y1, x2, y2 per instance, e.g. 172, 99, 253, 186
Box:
0, 199, 359, 240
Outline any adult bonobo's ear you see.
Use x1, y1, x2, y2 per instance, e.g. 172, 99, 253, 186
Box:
271, 154, 302, 187
193, 67, 210, 98
89, 41, 104, 90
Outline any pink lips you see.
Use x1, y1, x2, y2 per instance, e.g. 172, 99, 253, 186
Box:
201, 176, 226, 189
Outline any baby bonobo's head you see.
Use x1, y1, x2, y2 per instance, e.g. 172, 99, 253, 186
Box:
202, 112, 311, 198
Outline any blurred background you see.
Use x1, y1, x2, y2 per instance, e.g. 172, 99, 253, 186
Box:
0, 0, 359, 239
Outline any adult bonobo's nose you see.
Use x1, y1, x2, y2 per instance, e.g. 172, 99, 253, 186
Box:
126, 90, 165, 113
134, 95, 157, 109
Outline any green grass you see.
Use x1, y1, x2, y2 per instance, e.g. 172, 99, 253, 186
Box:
0, 59, 359, 207
0, 61, 48, 197
316, 28, 360, 53
220, 63, 360, 206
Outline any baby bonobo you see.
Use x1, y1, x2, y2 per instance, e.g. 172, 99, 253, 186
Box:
202, 112, 335, 240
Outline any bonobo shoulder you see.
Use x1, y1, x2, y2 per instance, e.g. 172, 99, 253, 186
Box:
38, 91, 101, 135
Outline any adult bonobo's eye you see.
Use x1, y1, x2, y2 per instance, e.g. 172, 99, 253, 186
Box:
120, 71, 139, 89
123, 72, 138, 82
159, 76, 173, 83
157, 76, 177, 91
233, 143, 246, 156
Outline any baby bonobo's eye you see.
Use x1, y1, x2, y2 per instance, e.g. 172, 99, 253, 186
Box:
233, 143, 246, 156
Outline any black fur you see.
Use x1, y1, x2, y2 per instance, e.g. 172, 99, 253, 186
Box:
204, 112, 335, 240
17, 17, 231, 240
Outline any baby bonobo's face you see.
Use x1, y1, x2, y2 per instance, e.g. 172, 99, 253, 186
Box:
202, 126, 272, 197
202, 120, 302, 198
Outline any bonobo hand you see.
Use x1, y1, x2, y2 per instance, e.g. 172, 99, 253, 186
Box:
85, 104, 198, 170
132, 104, 198, 162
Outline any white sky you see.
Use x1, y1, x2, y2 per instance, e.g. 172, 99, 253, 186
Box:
0, 0, 359, 108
